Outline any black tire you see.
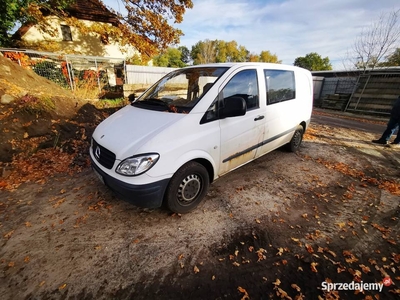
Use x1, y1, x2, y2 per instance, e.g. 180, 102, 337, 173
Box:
165, 162, 210, 214
288, 125, 304, 152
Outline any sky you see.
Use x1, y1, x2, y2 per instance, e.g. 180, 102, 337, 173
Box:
104, 0, 400, 70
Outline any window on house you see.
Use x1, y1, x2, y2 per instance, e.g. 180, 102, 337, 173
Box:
60, 25, 72, 41
264, 70, 295, 105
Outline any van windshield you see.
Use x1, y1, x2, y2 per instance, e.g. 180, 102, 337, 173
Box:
132, 67, 228, 113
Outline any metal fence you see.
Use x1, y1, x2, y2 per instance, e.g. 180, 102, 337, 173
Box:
313, 76, 358, 109
314, 71, 400, 116
345, 72, 400, 115
320, 77, 358, 98
0, 48, 126, 95
125, 65, 177, 85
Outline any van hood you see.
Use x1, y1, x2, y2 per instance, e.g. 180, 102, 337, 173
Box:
92, 105, 184, 160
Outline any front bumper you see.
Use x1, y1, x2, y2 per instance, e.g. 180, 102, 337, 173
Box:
91, 157, 170, 208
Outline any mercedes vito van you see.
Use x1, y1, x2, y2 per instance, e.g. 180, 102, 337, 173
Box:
90, 63, 313, 213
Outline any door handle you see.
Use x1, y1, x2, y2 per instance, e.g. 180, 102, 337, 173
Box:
254, 115, 265, 121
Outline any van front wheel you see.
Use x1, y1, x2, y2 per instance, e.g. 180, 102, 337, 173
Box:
288, 125, 304, 152
165, 162, 210, 214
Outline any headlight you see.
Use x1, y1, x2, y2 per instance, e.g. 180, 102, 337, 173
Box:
116, 153, 159, 176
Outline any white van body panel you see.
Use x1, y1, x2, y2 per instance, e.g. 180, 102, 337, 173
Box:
136, 113, 220, 179
92, 105, 185, 163
90, 62, 313, 210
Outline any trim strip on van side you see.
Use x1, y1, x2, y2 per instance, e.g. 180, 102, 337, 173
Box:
222, 127, 296, 163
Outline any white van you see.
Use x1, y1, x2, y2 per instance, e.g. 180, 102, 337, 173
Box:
90, 63, 313, 213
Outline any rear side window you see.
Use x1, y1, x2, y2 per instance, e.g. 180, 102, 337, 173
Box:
264, 70, 295, 104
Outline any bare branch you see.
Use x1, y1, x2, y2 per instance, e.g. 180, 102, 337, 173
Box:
351, 9, 400, 71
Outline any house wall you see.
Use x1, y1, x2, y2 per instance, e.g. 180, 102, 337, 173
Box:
20, 17, 138, 59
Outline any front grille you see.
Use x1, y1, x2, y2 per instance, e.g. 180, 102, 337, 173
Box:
92, 138, 116, 169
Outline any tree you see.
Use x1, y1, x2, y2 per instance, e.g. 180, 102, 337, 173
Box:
215, 40, 248, 62
351, 9, 400, 71
126, 53, 145, 65
190, 39, 282, 65
259, 50, 281, 63
191, 39, 250, 64
294, 52, 332, 71
246, 51, 282, 63
0, 0, 75, 46
191, 39, 217, 64
248, 53, 259, 62
178, 46, 191, 64
0, 0, 23, 46
2, 0, 193, 58
382, 47, 400, 66
107, 0, 193, 57
153, 47, 187, 68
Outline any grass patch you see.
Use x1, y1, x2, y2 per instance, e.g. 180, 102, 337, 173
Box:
20, 95, 55, 113
94, 98, 129, 109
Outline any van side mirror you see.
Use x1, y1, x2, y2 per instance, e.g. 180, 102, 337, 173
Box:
128, 93, 135, 103
220, 96, 246, 118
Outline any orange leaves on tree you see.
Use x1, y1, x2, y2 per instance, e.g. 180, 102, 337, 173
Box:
3, 52, 33, 68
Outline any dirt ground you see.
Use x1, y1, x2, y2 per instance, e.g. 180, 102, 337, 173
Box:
0, 107, 399, 300
1, 52, 399, 299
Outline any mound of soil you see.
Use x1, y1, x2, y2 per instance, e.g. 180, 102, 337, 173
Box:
0, 54, 120, 173
0, 102, 118, 190
0, 54, 84, 118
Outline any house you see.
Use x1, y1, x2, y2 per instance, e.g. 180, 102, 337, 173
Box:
12, 0, 138, 60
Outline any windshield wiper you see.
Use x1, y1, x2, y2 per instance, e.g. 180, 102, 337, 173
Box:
132, 98, 169, 107
132, 98, 181, 112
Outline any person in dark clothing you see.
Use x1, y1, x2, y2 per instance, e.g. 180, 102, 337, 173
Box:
372, 96, 400, 145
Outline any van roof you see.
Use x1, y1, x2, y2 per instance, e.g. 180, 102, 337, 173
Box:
182, 62, 304, 71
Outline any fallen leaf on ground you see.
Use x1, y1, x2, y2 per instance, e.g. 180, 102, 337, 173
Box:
305, 244, 314, 253
311, 262, 318, 273
273, 279, 281, 286
4, 230, 14, 239
238, 286, 250, 300
291, 283, 301, 291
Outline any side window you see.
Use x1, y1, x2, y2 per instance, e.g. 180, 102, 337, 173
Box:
61, 25, 72, 41
264, 70, 295, 105
200, 97, 218, 124
222, 69, 259, 110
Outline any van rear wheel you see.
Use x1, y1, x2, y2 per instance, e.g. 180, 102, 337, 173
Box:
165, 162, 210, 214
288, 125, 304, 152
